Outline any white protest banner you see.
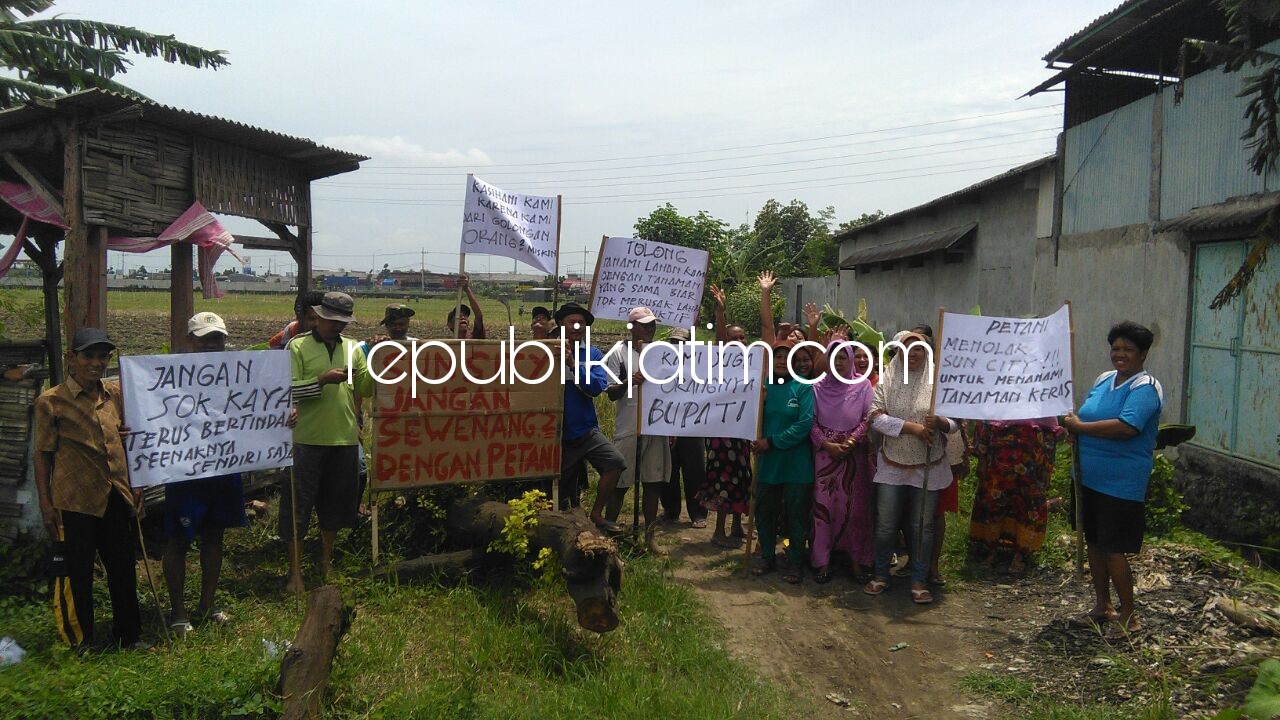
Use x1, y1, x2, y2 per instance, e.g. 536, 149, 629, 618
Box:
934, 305, 1074, 420
591, 236, 710, 328
459, 175, 560, 274
119, 350, 293, 487
637, 342, 767, 440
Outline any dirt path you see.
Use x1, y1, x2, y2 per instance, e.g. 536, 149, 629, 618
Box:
657, 524, 998, 719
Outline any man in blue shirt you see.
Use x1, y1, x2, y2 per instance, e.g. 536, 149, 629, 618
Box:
555, 303, 626, 532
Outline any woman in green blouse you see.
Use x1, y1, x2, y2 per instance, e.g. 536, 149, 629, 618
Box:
750, 338, 816, 583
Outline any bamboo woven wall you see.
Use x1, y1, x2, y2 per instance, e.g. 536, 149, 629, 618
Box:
0, 342, 47, 542
194, 137, 309, 226
82, 122, 194, 236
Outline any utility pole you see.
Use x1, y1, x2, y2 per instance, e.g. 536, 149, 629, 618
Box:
420, 248, 425, 291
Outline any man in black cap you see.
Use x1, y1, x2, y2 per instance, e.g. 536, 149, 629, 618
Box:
530, 305, 552, 340
446, 274, 486, 339
284, 292, 373, 592
34, 328, 143, 649
554, 303, 626, 530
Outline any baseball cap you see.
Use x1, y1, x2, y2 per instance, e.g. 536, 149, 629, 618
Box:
313, 292, 355, 323
71, 328, 115, 352
379, 304, 415, 325
627, 306, 658, 324
187, 311, 228, 337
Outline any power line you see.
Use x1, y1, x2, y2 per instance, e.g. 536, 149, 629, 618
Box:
358, 104, 1062, 170
318, 129, 1057, 191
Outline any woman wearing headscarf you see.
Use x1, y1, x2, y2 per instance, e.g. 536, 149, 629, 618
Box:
700, 284, 753, 547
863, 330, 955, 604
968, 417, 1062, 574
809, 340, 875, 583
1063, 321, 1163, 636
750, 338, 816, 583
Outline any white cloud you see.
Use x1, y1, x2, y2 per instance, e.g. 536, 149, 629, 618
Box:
319, 135, 492, 167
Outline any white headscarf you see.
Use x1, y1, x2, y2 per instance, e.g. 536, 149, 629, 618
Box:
872, 330, 944, 466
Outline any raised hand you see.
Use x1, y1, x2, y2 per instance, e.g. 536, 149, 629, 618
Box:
710, 284, 726, 308
803, 302, 820, 327
757, 270, 776, 292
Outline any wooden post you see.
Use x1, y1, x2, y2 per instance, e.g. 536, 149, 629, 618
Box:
551, 194, 563, 310
454, 253, 466, 339
295, 224, 312, 295
743, 352, 767, 569
61, 121, 106, 343
914, 307, 945, 579
278, 585, 353, 720
585, 235, 607, 318
170, 242, 194, 353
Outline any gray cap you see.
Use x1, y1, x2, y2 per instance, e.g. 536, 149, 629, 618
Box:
313, 292, 355, 323
71, 328, 116, 352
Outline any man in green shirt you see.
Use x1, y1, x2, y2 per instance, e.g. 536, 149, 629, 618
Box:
283, 292, 373, 593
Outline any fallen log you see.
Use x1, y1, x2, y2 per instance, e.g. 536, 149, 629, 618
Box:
1210, 595, 1280, 636
279, 585, 354, 720
446, 498, 624, 633
371, 548, 486, 580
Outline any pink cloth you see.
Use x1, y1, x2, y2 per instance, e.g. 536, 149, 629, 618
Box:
0, 218, 29, 278
0, 183, 241, 298
810, 342, 876, 570
812, 340, 873, 432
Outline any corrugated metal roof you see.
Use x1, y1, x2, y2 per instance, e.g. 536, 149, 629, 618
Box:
1043, 0, 1165, 65
833, 156, 1054, 243
1154, 191, 1280, 233
0, 89, 367, 180
839, 223, 976, 268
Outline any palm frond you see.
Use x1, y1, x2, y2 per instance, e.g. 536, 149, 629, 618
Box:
0, 72, 61, 109
0, 1, 53, 23
21, 18, 227, 69
23, 65, 149, 100
0, 28, 129, 80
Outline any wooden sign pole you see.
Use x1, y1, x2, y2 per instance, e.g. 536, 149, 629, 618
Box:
914, 307, 945, 582
1066, 300, 1085, 579
586, 235, 607, 318
551, 195, 563, 311
743, 353, 768, 570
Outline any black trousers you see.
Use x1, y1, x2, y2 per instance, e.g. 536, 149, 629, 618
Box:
662, 437, 707, 521
54, 492, 141, 647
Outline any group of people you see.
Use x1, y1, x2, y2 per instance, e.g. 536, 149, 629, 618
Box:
30, 272, 1163, 649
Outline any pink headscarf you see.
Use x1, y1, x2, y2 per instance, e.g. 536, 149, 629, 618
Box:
813, 340, 873, 431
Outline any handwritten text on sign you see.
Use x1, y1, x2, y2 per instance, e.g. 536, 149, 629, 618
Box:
460, 176, 559, 274
934, 305, 1074, 420
591, 236, 709, 328
638, 342, 766, 440
119, 351, 293, 487
370, 340, 563, 488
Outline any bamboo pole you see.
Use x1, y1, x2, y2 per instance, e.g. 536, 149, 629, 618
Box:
914, 307, 945, 588
1066, 300, 1085, 579
551, 194, 563, 311
743, 348, 767, 570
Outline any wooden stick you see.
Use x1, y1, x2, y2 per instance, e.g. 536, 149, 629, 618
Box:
743, 349, 767, 570
2, 150, 65, 218
586, 235, 607, 317
289, 467, 302, 611
1066, 300, 1085, 579
633, 343, 643, 543
914, 307, 945, 583
134, 514, 171, 643
551, 194, 563, 311
455, 253, 466, 340
371, 495, 380, 566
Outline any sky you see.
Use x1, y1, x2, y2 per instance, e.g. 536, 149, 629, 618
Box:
46, 0, 1120, 277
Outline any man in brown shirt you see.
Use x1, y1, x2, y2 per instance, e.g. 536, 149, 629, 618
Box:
34, 328, 143, 649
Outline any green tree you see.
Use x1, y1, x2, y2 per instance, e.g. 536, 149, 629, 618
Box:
0, 0, 228, 108
633, 203, 730, 252
1178, 0, 1280, 307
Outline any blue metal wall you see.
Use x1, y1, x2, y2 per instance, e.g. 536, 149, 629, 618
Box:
1061, 95, 1153, 234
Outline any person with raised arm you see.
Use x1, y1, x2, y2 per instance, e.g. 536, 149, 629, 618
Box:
697, 284, 751, 546
447, 273, 486, 339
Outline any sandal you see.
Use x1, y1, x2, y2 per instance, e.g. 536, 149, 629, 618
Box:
594, 519, 624, 534
863, 578, 888, 595
750, 557, 776, 576
169, 619, 193, 638
691, 518, 708, 529
910, 587, 934, 605
711, 534, 743, 549
814, 567, 833, 584
782, 569, 802, 584
929, 573, 947, 587
207, 608, 231, 624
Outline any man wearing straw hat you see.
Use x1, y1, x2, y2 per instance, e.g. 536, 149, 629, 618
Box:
283, 292, 373, 593
33, 328, 144, 649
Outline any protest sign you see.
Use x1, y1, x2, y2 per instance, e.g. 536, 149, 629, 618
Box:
119, 350, 293, 487
637, 342, 767, 440
933, 304, 1074, 420
369, 339, 563, 489
459, 175, 560, 274
590, 236, 709, 328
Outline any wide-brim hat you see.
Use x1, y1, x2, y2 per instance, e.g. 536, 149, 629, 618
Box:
313, 292, 355, 323
554, 303, 594, 327
379, 304, 415, 325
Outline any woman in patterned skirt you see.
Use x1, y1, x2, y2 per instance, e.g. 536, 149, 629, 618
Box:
968, 418, 1061, 574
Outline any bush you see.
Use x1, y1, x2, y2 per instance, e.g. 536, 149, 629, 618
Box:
724, 282, 784, 336
1145, 453, 1188, 537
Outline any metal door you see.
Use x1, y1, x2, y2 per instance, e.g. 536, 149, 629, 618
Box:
1236, 246, 1280, 468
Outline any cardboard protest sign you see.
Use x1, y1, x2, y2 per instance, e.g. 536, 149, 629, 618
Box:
590, 236, 709, 328
369, 339, 563, 489
637, 342, 767, 440
119, 350, 293, 487
934, 305, 1074, 420
460, 175, 560, 274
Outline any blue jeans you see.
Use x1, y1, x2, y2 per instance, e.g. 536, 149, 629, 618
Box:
873, 483, 939, 585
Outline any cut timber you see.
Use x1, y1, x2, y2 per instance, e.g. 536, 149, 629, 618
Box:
278, 585, 353, 720
446, 498, 624, 633
373, 548, 485, 580
1210, 595, 1280, 636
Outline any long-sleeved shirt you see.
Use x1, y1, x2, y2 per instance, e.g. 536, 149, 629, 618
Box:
870, 413, 957, 488
757, 379, 815, 485
289, 331, 373, 446
563, 344, 610, 441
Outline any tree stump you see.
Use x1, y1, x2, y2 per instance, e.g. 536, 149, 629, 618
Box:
278, 585, 354, 720
445, 498, 624, 633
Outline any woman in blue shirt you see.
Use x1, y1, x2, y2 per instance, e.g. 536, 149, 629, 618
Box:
1063, 321, 1163, 636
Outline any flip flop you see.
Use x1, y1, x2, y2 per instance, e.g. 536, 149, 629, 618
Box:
711, 535, 743, 549
169, 620, 193, 638
594, 519, 624, 534
814, 567, 833, 584
783, 569, 802, 584
929, 573, 947, 586
691, 518, 708, 529
750, 557, 776, 576
910, 588, 935, 605
863, 578, 888, 595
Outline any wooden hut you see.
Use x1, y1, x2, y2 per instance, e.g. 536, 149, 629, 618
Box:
0, 89, 367, 383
